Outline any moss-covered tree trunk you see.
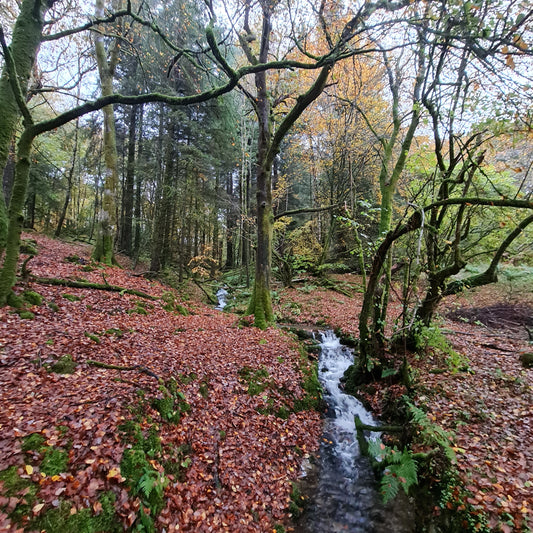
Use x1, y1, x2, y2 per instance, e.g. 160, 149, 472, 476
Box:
0, 0, 54, 252
245, 8, 275, 328
92, 0, 121, 265
358, 41, 426, 359
0, 127, 36, 304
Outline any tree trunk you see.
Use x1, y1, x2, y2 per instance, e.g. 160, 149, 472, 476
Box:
119, 105, 137, 255
133, 104, 144, 259
56, 119, 79, 237
0, 127, 36, 304
0, 0, 54, 252
150, 121, 174, 272
92, 0, 120, 265
246, 12, 275, 329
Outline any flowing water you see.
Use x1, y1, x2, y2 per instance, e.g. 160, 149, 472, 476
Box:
215, 287, 229, 310
295, 330, 415, 533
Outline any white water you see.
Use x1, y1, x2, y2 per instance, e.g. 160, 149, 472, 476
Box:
318, 330, 379, 472
295, 330, 414, 533
215, 287, 229, 310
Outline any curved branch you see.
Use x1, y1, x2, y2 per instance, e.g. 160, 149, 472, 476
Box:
443, 213, 533, 296
274, 203, 340, 220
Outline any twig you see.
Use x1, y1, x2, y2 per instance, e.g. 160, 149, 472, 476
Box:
86, 359, 160, 380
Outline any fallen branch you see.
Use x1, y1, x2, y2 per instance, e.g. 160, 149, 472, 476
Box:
86, 359, 160, 380
31, 276, 157, 300
192, 279, 218, 305
354, 414, 402, 457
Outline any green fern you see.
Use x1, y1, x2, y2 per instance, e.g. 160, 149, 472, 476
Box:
367, 439, 418, 503
407, 402, 456, 462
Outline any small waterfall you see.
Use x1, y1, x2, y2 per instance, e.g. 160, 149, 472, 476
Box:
215, 287, 229, 310
295, 331, 414, 533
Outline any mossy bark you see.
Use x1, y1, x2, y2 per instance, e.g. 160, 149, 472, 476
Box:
91, 0, 120, 266
0, 0, 52, 252
245, 9, 274, 328
0, 128, 35, 304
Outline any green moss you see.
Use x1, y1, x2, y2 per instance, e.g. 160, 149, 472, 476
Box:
41, 447, 68, 476
7, 291, 24, 308
0, 465, 32, 494
161, 291, 190, 315
238, 366, 271, 396
120, 447, 150, 489
22, 432, 46, 452
62, 293, 82, 302
199, 380, 209, 398
22, 290, 43, 306
520, 352, 533, 368
20, 238, 38, 255
49, 355, 76, 374
288, 482, 307, 518
276, 405, 291, 419
140, 378, 190, 424
293, 361, 322, 412
127, 302, 148, 315
48, 302, 59, 312
0, 466, 38, 524
178, 372, 197, 385
105, 328, 124, 337
84, 331, 100, 344
16, 310, 35, 319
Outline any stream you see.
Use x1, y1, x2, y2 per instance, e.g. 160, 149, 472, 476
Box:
295, 330, 415, 533
215, 287, 229, 310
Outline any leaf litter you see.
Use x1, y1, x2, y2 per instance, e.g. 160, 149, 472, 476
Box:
0, 235, 321, 532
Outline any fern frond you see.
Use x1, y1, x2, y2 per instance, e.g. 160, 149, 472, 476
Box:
381, 470, 400, 503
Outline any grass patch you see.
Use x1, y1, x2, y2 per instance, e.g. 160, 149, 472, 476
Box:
32, 493, 120, 533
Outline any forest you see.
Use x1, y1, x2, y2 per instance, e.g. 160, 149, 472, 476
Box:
0, 0, 532, 531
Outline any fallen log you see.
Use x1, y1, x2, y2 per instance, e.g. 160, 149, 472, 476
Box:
31, 276, 157, 300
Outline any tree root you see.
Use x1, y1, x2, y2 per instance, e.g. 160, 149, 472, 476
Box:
31, 276, 157, 300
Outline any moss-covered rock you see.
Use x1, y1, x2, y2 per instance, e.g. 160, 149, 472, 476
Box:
49, 355, 77, 374
22, 290, 43, 306
519, 352, 533, 368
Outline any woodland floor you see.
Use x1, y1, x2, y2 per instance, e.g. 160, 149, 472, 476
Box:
1, 234, 532, 532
